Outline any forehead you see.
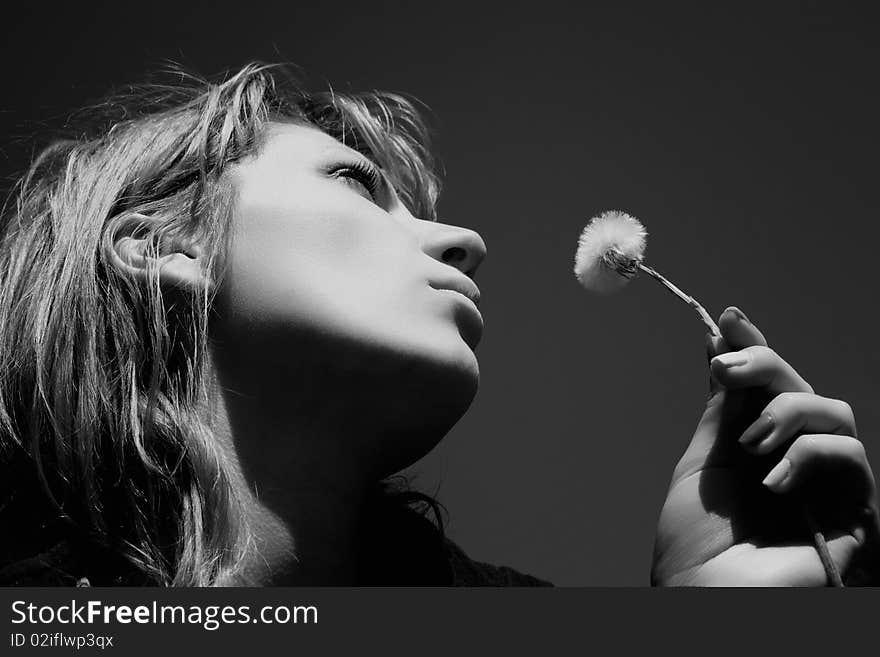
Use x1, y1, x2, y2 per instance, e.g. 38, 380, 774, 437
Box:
226, 121, 379, 202
258, 121, 364, 163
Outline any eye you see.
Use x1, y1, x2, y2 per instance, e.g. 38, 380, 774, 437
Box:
330, 160, 381, 202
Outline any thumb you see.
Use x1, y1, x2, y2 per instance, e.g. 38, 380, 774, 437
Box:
717, 306, 768, 351
674, 307, 768, 482
705, 307, 767, 396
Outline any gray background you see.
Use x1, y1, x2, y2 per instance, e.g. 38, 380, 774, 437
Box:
2, 1, 877, 585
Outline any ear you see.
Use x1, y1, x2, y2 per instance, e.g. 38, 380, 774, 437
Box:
109, 213, 212, 293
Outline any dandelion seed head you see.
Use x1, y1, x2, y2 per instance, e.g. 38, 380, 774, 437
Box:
574, 210, 647, 294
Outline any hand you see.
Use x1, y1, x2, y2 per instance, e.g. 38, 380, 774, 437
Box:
652, 307, 880, 586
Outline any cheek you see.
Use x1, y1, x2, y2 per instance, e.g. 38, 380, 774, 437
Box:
220, 193, 428, 334
213, 200, 479, 409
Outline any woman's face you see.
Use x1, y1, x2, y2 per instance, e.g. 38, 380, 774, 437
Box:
211, 121, 487, 474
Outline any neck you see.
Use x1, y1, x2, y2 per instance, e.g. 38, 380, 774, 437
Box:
243, 475, 369, 586
204, 360, 381, 586
201, 329, 461, 586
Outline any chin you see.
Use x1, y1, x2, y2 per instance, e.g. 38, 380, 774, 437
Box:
370, 336, 480, 478
419, 335, 481, 413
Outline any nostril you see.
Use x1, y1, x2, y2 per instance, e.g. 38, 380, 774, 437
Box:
442, 246, 467, 265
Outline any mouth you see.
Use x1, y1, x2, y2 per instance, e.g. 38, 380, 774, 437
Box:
428, 277, 483, 349
428, 277, 481, 308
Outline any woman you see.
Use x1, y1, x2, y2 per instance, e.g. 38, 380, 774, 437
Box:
0, 63, 875, 586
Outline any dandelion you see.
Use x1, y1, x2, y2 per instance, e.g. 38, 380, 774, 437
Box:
573, 210, 719, 336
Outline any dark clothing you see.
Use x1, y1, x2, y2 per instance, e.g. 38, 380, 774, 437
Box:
354, 500, 552, 586
0, 538, 142, 587
444, 538, 552, 586
0, 506, 552, 587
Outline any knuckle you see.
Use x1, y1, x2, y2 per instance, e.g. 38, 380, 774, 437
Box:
774, 391, 798, 407
835, 399, 856, 425
767, 391, 804, 419
844, 436, 867, 461
793, 434, 819, 453
747, 345, 774, 361
753, 346, 785, 383
764, 398, 786, 420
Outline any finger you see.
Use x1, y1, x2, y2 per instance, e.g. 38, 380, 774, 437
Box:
707, 307, 767, 361
706, 334, 729, 396
739, 393, 857, 455
710, 345, 814, 395
718, 306, 768, 350
706, 307, 765, 395
762, 434, 875, 503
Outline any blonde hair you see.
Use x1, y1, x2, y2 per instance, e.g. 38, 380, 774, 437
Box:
0, 63, 442, 585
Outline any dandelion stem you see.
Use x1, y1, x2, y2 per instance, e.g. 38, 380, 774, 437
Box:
802, 504, 845, 587
636, 262, 720, 337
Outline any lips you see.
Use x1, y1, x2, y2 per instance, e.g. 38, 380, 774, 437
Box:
428, 275, 483, 349
428, 277, 481, 307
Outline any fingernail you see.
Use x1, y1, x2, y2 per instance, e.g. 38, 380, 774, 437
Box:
739, 413, 774, 445
727, 307, 750, 323
762, 458, 791, 490
713, 352, 749, 369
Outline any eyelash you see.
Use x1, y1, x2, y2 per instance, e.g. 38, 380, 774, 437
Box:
330, 160, 382, 200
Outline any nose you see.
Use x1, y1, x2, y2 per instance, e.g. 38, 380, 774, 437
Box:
420, 221, 487, 278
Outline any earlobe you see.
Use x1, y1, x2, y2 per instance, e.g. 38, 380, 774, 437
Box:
108, 213, 212, 293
